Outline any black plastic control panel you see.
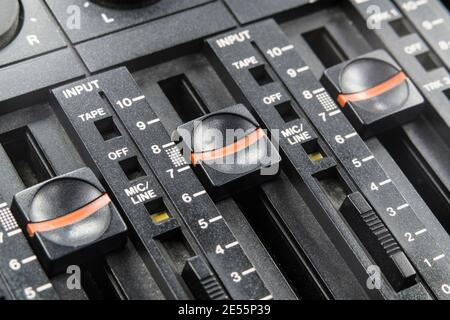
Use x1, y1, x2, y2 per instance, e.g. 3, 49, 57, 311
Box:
0, 0, 449, 301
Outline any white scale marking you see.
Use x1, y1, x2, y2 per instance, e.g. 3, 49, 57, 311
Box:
36, 283, 53, 293
260, 295, 273, 300
433, 254, 445, 262
22, 256, 37, 264
147, 118, 160, 125
193, 190, 207, 198
281, 45, 294, 52
225, 241, 239, 249
242, 267, 256, 276
162, 142, 175, 149
379, 179, 392, 186
328, 110, 341, 117
415, 229, 427, 236
296, 66, 310, 73
209, 216, 223, 223
7, 229, 22, 237
397, 203, 409, 210
362, 155, 375, 162
132, 95, 146, 102
101, 13, 114, 24
177, 166, 190, 173
345, 132, 357, 139
431, 18, 444, 25
313, 88, 325, 95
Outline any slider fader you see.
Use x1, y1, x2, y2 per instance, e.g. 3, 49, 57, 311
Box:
0, 0, 449, 302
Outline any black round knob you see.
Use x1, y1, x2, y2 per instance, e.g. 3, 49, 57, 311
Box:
0, 0, 20, 49
90, 0, 161, 9
339, 58, 409, 113
29, 178, 112, 247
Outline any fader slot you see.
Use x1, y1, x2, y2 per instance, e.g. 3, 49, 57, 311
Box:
0, 128, 55, 188
234, 189, 327, 299
155, 228, 228, 300
315, 167, 350, 210
302, 27, 347, 68
159, 75, 208, 122
157, 229, 194, 274
80, 258, 125, 300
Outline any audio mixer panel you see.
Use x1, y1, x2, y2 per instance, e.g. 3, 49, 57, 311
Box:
0, 0, 449, 300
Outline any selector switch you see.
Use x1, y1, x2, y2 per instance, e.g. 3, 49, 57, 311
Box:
177, 104, 281, 200
340, 192, 417, 291
182, 256, 228, 300
0, 0, 20, 49
12, 168, 127, 275
322, 50, 424, 137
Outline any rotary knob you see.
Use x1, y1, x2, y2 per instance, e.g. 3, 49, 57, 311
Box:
90, 0, 161, 9
0, 0, 20, 49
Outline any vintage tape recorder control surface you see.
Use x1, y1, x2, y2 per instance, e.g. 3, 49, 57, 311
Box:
0, 0, 449, 300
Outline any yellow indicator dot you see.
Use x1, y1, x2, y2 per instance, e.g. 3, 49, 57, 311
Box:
150, 212, 171, 224
308, 152, 324, 162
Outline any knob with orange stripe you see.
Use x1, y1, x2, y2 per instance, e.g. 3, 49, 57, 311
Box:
176, 104, 281, 200
12, 168, 127, 275
322, 50, 424, 137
